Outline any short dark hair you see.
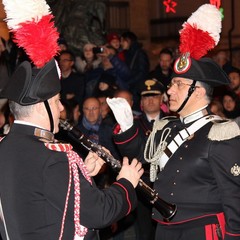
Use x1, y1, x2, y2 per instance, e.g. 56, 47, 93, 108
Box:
121, 31, 138, 42
59, 50, 75, 61
159, 48, 173, 58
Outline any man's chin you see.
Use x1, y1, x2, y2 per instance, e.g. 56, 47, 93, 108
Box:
169, 105, 178, 113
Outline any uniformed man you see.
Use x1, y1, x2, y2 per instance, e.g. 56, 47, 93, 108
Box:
0, 0, 144, 238
108, 58, 240, 240
107, 4, 240, 240
0, 58, 143, 240
137, 79, 166, 138
132, 79, 166, 240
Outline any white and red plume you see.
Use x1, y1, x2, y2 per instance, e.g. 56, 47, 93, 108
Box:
179, 4, 222, 60
3, 0, 60, 68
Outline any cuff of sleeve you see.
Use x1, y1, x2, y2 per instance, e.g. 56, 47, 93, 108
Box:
112, 178, 137, 215
113, 124, 138, 145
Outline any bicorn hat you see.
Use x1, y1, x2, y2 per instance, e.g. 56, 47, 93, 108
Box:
0, 59, 61, 105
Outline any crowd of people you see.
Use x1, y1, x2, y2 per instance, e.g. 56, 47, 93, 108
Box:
1, 13, 240, 240
1, 31, 240, 136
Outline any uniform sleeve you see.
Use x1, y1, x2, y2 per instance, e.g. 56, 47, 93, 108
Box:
44, 156, 138, 229
209, 137, 240, 239
80, 177, 137, 229
113, 123, 146, 163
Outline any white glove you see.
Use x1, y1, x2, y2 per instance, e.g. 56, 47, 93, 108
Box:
106, 97, 133, 132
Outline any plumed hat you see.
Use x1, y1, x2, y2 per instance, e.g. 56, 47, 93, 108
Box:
172, 4, 230, 86
0, 0, 60, 105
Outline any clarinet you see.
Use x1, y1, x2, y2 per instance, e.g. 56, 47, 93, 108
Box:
59, 119, 177, 221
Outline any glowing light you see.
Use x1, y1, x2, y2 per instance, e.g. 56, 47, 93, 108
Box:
163, 0, 177, 13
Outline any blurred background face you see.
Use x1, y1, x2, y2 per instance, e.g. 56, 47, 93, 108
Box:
214, 51, 228, 67
229, 72, 240, 91
83, 98, 101, 124
120, 37, 130, 50
223, 95, 236, 111
73, 105, 80, 124
141, 94, 162, 115
159, 53, 172, 71
114, 91, 133, 108
83, 45, 94, 61
99, 82, 109, 91
98, 96, 110, 119
59, 53, 74, 72
110, 39, 120, 50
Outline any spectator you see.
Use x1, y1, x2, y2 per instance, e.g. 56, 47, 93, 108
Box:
228, 66, 240, 98
58, 50, 85, 107
75, 43, 102, 98
94, 71, 118, 98
60, 98, 81, 126
106, 32, 125, 62
97, 96, 116, 127
57, 36, 68, 52
209, 99, 225, 118
221, 90, 240, 119
113, 89, 141, 116
149, 48, 174, 89
120, 31, 150, 112
97, 45, 130, 90
213, 50, 232, 74
78, 97, 120, 159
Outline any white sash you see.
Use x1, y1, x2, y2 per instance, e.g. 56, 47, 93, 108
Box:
159, 115, 222, 170
145, 115, 222, 182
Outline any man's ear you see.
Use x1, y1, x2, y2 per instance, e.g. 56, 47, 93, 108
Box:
35, 102, 46, 117
195, 86, 206, 98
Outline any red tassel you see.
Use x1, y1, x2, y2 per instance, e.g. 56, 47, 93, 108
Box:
179, 23, 215, 60
13, 15, 60, 68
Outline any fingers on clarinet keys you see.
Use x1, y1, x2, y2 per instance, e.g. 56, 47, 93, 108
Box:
117, 157, 143, 188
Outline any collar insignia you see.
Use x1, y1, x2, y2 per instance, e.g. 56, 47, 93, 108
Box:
231, 163, 240, 177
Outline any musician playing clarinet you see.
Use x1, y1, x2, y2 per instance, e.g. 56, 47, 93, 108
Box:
107, 4, 240, 240
0, 1, 143, 239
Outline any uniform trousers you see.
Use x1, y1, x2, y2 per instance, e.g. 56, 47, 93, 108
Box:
155, 223, 223, 240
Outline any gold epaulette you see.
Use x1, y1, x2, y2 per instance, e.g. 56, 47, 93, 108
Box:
208, 119, 240, 141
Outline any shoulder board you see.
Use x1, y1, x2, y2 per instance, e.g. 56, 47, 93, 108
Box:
153, 116, 178, 131
208, 119, 240, 141
161, 116, 178, 121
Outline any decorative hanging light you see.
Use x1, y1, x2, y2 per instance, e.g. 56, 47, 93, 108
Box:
163, 0, 177, 13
